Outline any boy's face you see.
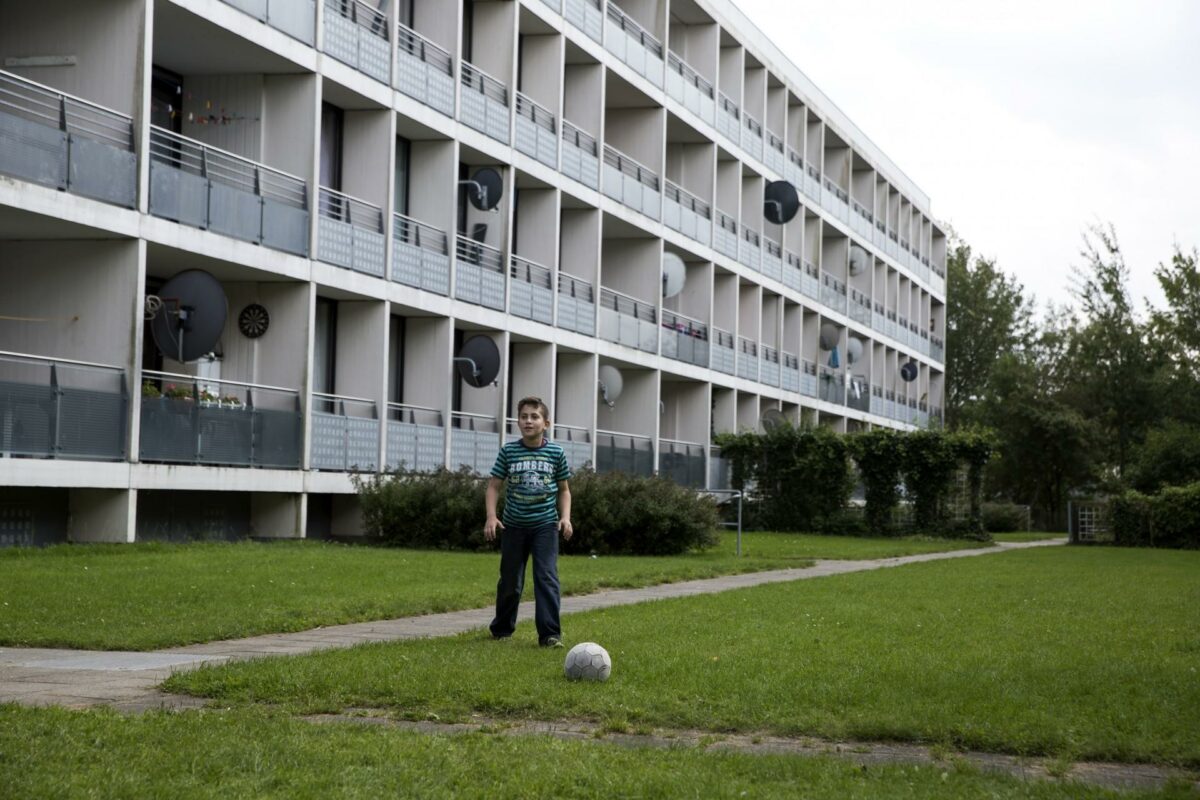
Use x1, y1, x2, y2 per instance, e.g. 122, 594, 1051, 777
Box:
518, 405, 548, 440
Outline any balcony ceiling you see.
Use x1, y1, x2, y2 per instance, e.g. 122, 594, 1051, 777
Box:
668, 0, 714, 26
145, 243, 297, 283
153, 2, 303, 76
0, 205, 128, 241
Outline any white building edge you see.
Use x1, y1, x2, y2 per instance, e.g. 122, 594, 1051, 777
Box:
0, 0, 947, 544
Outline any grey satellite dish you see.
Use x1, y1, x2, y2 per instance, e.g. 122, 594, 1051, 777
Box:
760, 407, 787, 432
597, 365, 624, 408
846, 336, 864, 365
818, 322, 839, 351
461, 167, 503, 211
148, 269, 228, 363
455, 335, 501, 387
849, 245, 868, 276
900, 359, 919, 383
662, 252, 686, 299
763, 180, 800, 225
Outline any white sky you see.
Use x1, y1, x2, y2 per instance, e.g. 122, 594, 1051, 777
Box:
733, 0, 1200, 312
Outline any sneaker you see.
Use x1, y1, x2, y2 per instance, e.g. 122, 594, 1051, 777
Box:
540, 637, 564, 648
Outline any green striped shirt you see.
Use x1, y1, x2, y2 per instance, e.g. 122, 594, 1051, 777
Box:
491, 439, 571, 527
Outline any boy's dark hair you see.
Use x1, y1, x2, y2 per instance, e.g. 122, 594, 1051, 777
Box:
516, 396, 550, 420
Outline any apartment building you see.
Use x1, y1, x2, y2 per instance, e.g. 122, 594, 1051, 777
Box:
0, 0, 948, 544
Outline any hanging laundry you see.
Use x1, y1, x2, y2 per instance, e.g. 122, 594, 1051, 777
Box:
828, 346, 840, 369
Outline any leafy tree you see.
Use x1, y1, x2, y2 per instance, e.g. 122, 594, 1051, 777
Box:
1147, 246, 1200, 424
1127, 421, 1200, 493
848, 429, 905, 535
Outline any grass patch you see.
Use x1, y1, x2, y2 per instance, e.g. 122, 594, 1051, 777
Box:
992, 532, 1067, 543
0, 705, 1183, 800
166, 547, 1200, 766
0, 534, 991, 650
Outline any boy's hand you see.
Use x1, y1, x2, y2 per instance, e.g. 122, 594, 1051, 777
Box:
484, 516, 504, 541
558, 519, 573, 541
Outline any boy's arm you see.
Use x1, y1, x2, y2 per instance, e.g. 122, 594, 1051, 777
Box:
484, 477, 505, 541
557, 481, 573, 540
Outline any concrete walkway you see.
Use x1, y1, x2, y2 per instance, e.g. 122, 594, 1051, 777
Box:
0, 538, 1064, 711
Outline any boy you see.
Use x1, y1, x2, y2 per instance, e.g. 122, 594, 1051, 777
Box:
484, 396, 573, 647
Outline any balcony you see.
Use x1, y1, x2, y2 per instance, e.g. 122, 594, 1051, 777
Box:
869, 384, 884, 416
0, 70, 136, 208
663, 180, 711, 248
931, 335, 945, 363
392, 213, 450, 295
849, 288, 872, 327
885, 389, 897, 420
660, 309, 709, 368
897, 315, 910, 348
800, 358, 818, 397
708, 445, 731, 490
736, 337, 759, 382
785, 147, 805, 191
762, 236, 783, 283
324, 0, 391, 84
873, 301, 888, 335
454, 235, 506, 311
873, 218, 888, 250
847, 374, 869, 412
396, 23, 455, 116
219, 0, 315, 44
595, 430, 654, 477
803, 163, 821, 203
885, 310, 898, 342
560, 120, 600, 190
598, 287, 657, 353
149, 127, 309, 255
710, 327, 736, 375
738, 224, 761, 272
553, 423, 592, 471
764, 130, 786, 175
740, 111, 763, 163
459, 61, 510, 144
714, 210, 738, 261
450, 411, 499, 474
604, 3, 664, 88
783, 249, 819, 299
563, 0, 603, 43
602, 144, 660, 220
665, 52, 715, 126
515, 93, 558, 169
140, 371, 301, 468
850, 198, 874, 240
556, 273, 596, 335
539, 0, 562, 12
821, 273, 848, 315
781, 351, 801, 392
317, 187, 385, 276
386, 403, 444, 472
760, 345, 780, 387
822, 177, 850, 223
659, 438, 705, 488
510, 256, 554, 325
818, 365, 844, 405
311, 393, 379, 471
716, 92, 740, 144
0, 351, 126, 461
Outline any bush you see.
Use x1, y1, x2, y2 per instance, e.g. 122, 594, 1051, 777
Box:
849, 429, 905, 536
1109, 484, 1200, 549
981, 502, 1028, 533
355, 467, 492, 550
566, 468, 720, 556
1129, 422, 1200, 492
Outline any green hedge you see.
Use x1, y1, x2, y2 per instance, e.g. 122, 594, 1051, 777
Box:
981, 502, 1028, 533
1110, 483, 1200, 549
356, 468, 491, 551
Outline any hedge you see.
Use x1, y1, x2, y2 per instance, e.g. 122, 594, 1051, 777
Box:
1110, 483, 1200, 549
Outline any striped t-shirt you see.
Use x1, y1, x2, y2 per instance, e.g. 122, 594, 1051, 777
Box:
491, 439, 572, 527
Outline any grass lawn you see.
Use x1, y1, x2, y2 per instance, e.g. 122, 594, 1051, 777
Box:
166, 546, 1200, 767
992, 532, 1067, 543
0, 706, 1189, 800
0, 533, 995, 651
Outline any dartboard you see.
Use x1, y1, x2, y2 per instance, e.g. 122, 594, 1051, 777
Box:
237, 303, 270, 339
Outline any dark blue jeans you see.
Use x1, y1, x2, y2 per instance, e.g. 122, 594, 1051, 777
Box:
489, 522, 561, 643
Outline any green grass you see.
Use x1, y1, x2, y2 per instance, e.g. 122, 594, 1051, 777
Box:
166, 547, 1200, 766
992, 532, 1067, 543
0, 705, 1188, 800
0, 533, 993, 650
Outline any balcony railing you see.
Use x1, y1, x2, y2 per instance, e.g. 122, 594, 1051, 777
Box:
219, 0, 314, 44
324, 0, 391, 83
821, 273, 848, 314
930, 335, 945, 362
737, 336, 759, 382
557, 273, 596, 335
765, 129, 786, 175
455, 235, 506, 310
149, 126, 309, 255
553, 423, 592, 471
0, 351, 126, 461
709, 444, 731, 489
595, 429, 654, 477
716, 91, 740, 143
781, 351, 801, 392
665, 51, 715, 125
564, 0, 603, 43
800, 358, 818, 397
602, 144, 660, 219
396, 23, 455, 116
659, 438, 706, 488
598, 287, 657, 353
515, 92, 558, 168
739, 224, 761, 271
510, 256, 554, 325
785, 147, 806, 191
847, 374, 870, 412
450, 411, 499, 475
0, 70, 136, 207
317, 187, 385, 276
849, 287, 872, 326
660, 309, 709, 368
460, 61, 510, 143
392, 212, 450, 295
784, 249, 820, 299
560, 119, 599, 189
311, 392, 378, 471
663, 180, 711, 247
386, 403, 444, 472
818, 365, 844, 405
762, 236, 783, 283
140, 371, 301, 468
711, 327, 736, 375
714, 210, 739, 260
740, 111, 763, 162
760, 345, 781, 387
605, 2, 664, 87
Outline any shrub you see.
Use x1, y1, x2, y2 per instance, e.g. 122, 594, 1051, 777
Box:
900, 430, 958, 534
849, 429, 905, 536
981, 502, 1028, 533
1148, 483, 1200, 549
355, 467, 492, 550
1110, 489, 1155, 548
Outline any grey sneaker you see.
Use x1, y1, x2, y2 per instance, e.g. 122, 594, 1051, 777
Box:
541, 637, 564, 648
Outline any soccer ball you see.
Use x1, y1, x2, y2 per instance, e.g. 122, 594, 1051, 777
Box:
564, 642, 612, 682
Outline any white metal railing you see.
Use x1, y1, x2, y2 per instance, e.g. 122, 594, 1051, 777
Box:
1, 69, 132, 150
392, 212, 448, 255
558, 272, 595, 303
398, 23, 452, 74
562, 119, 597, 155
516, 92, 555, 134
151, 126, 303, 209
461, 60, 508, 105
603, 145, 659, 190
388, 402, 443, 426
600, 286, 656, 324
605, 2, 663, 57
666, 51, 713, 97
455, 235, 504, 273
319, 186, 382, 231
327, 0, 387, 38
450, 410, 499, 433
664, 180, 711, 219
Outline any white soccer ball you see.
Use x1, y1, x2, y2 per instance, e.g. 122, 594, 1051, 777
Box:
564, 642, 612, 682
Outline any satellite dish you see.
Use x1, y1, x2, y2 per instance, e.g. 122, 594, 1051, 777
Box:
454, 335, 501, 387
148, 269, 228, 363
763, 180, 800, 225
662, 252, 686, 299
597, 365, 624, 408
760, 407, 787, 432
849, 245, 868, 276
461, 167, 503, 211
818, 322, 839, 351
846, 336, 864, 365
900, 360, 919, 383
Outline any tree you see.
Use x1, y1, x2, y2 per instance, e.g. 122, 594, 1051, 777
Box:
1148, 246, 1200, 424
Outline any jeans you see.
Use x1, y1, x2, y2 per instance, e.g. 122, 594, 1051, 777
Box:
489, 522, 561, 643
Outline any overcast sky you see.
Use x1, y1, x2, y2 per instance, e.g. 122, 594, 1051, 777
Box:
734, 0, 1200, 313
